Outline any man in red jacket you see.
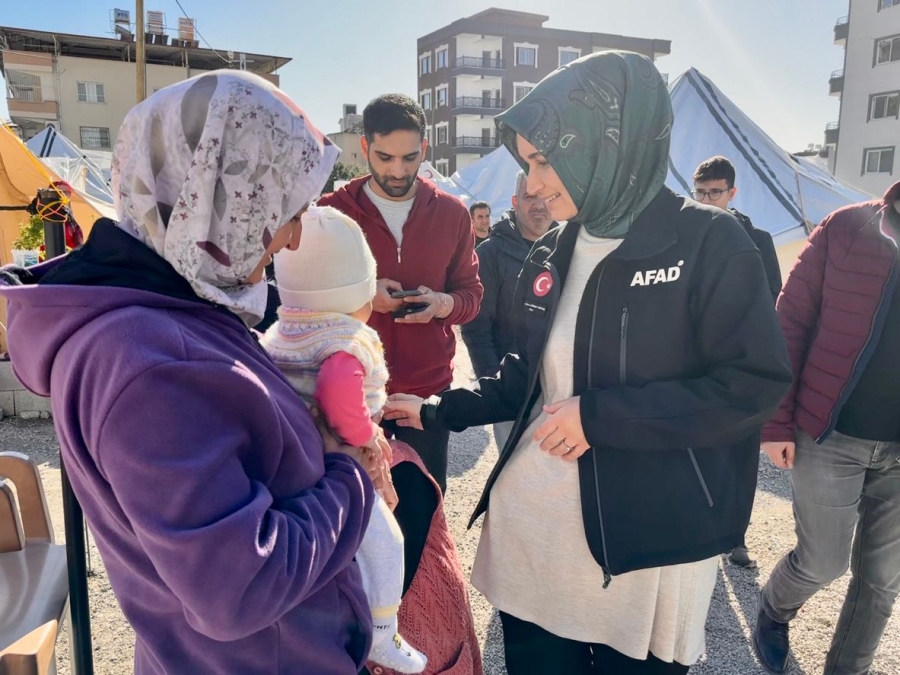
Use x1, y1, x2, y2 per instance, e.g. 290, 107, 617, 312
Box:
755, 181, 900, 675
318, 94, 483, 493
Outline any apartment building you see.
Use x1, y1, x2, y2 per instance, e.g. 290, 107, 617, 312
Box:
1, 25, 288, 149
326, 104, 367, 170
416, 8, 670, 175
826, 0, 900, 195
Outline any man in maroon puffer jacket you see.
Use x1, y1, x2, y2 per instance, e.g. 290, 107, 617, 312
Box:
754, 181, 900, 675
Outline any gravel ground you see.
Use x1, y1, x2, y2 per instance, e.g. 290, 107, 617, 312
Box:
2, 338, 898, 674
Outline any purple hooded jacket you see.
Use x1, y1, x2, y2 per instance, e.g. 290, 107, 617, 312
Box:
0, 262, 374, 674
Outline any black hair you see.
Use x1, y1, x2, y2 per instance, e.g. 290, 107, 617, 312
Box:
693, 156, 736, 187
362, 94, 426, 142
468, 200, 491, 216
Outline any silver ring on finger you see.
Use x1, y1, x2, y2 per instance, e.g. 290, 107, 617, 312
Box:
562, 441, 574, 452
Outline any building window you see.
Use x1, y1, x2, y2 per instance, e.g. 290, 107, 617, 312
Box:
559, 48, 581, 67
514, 83, 536, 103
515, 43, 538, 67
870, 91, 900, 119
437, 86, 448, 107
80, 126, 111, 149
881, 0, 900, 9
436, 46, 449, 69
419, 54, 432, 75
875, 35, 900, 64
77, 82, 106, 103
6, 69, 42, 102
425, 126, 432, 146
420, 90, 432, 110
435, 159, 449, 176
863, 147, 895, 174
437, 126, 448, 145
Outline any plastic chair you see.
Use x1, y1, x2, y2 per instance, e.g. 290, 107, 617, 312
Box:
0, 452, 69, 675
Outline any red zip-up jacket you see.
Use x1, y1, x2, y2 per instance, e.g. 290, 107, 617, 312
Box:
318, 176, 483, 398
762, 181, 900, 444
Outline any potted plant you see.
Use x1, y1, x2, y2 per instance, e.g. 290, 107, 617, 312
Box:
11, 214, 43, 267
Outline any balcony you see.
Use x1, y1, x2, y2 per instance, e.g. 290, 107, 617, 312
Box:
452, 56, 506, 77
7, 98, 59, 118
829, 69, 844, 96
453, 136, 501, 153
834, 16, 849, 45
453, 96, 505, 115
824, 121, 839, 145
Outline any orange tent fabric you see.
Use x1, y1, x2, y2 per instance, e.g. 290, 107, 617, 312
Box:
1, 124, 110, 352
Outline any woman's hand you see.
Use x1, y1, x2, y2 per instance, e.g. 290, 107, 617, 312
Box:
366, 427, 393, 465
534, 396, 590, 461
383, 394, 426, 430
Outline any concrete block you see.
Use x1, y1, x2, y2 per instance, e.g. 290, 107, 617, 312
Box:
19, 411, 41, 420
0, 391, 14, 417
0, 361, 23, 392
13, 390, 52, 415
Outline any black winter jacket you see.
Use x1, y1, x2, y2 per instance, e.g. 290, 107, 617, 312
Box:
426, 188, 793, 579
730, 209, 782, 302
461, 210, 556, 377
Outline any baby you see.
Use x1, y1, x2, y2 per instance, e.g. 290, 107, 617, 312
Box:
260, 204, 426, 674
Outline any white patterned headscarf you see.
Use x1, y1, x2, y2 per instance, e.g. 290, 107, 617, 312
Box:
111, 70, 339, 325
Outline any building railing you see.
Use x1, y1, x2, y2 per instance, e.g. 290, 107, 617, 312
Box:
454, 136, 500, 148
825, 121, 840, 130
454, 96, 505, 109
835, 15, 849, 27
830, 69, 844, 79
453, 56, 505, 70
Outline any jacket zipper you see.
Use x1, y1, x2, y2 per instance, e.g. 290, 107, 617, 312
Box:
619, 305, 629, 384
687, 449, 714, 507
588, 263, 613, 588
397, 246, 402, 265
818, 255, 898, 442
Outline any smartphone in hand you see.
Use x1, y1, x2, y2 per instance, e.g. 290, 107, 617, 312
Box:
391, 289, 424, 299
391, 302, 430, 318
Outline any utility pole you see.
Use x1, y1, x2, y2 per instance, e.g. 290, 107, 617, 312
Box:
136, 0, 146, 102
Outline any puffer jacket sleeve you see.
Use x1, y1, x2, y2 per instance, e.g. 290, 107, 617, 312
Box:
761, 218, 830, 442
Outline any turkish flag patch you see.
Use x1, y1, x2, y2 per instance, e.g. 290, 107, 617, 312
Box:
533, 271, 553, 297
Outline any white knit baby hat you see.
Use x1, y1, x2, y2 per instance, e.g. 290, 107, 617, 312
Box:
274, 204, 377, 313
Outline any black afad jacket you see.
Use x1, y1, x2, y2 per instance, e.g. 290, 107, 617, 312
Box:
426, 188, 793, 580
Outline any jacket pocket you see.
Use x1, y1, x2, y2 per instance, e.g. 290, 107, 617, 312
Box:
687, 448, 714, 508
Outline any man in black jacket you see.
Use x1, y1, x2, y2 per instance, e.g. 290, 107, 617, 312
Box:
462, 171, 555, 448
692, 155, 784, 568
693, 156, 783, 302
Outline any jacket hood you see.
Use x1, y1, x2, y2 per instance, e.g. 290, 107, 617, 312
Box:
320, 175, 441, 223
488, 208, 557, 255
0, 262, 221, 397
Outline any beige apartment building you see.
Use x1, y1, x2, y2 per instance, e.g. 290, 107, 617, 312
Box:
417, 8, 671, 175
826, 0, 900, 195
1, 26, 289, 150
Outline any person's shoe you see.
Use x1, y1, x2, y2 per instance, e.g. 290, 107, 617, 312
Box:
369, 616, 427, 674
729, 545, 756, 568
754, 603, 790, 674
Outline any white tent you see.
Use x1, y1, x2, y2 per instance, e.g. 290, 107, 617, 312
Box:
26, 127, 113, 205
450, 147, 522, 218
418, 160, 473, 205
666, 68, 872, 249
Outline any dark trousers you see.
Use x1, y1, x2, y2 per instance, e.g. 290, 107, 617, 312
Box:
499, 613, 691, 675
383, 420, 451, 493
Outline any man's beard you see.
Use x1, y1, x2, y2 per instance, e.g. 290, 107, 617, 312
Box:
369, 164, 416, 198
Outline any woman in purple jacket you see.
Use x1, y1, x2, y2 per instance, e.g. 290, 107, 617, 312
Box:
0, 72, 377, 674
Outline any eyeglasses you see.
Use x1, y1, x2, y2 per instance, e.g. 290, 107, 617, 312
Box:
691, 188, 732, 201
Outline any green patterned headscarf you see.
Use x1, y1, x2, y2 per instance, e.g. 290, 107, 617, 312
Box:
496, 50, 672, 239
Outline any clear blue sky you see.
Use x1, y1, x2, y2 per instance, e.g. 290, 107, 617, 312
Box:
1, 0, 849, 152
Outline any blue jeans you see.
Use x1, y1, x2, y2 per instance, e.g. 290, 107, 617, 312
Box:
761, 429, 900, 675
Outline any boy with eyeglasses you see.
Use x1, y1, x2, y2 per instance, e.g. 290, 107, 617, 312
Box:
693, 156, 782, 303
692, 156, 783, 569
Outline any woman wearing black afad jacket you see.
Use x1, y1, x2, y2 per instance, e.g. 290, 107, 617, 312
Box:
385, 52, 792, 675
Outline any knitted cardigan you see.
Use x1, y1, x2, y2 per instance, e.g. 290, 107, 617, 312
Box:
261, 308, 389, 415
368, 441, 484, 675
